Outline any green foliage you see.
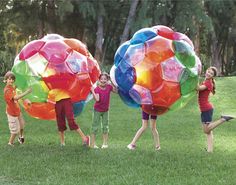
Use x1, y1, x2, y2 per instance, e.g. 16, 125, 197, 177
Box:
0, 50, 14, 76
57, 0, 74, 21
172, 0, 210, 37
0, 0, 236, 75
131, 1, 152, 33
78, 1, 96, 20
0, 78, 236, 185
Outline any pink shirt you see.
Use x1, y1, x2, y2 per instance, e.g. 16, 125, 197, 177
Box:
198, 79, 214, 112
94, 84, 113, 112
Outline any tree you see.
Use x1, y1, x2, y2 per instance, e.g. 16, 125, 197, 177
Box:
120, 0, 139, 45
46, 0, 57, 33
205, 0, 236, 75
94, 2, 105, 63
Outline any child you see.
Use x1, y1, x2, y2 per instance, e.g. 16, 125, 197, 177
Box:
3, 71, 32, 146
54, 89, 90, 147
90, 72, 117, 149
196, 66, 234, 152
127, 110, 161, 151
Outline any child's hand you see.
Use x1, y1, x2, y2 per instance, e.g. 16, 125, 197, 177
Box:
90, 86, 95, 92
26, 87, 32, 93
23, 99, 32, 108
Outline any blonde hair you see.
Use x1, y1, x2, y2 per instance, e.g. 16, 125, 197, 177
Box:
209, 67, 217, 95
3, 71, 15, 83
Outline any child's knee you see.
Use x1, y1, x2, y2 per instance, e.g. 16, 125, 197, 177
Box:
142, 124, 148, 130
151, 126, 156, 132
91, 126, 99, 134
102, 126, 109, 133
203, 129, 210, 134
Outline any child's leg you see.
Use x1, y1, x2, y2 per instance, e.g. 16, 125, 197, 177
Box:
207, 118, 226, 131
75, 128, 90, 146
102, 133, 108, 148
55, 100, 67, 144
62, 98, 89, 145
75, 128, 86, 140
91, 110, 101, 147
7, 114, 20, 145
102, 112, 109, 146
59, 131, 65, 145
129, 119, 148, 146
150, 119, 160, 149
206, 131, 213, 152
91, 133, 96, 148
202, 124, 213, 152
9, 133, 17, 145
18, 113, 25, 139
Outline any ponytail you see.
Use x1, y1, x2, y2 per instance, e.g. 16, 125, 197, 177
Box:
212, 78, 216, 95
209, 66, 217, 95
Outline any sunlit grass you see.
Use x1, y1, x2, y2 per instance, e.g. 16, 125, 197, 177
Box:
0, 77, 235, 185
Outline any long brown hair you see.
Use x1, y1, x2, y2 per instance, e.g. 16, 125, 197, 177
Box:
209, 66, 217, 95
3, 71, 15, 83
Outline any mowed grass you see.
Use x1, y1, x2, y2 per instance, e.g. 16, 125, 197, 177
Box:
0, 77, 236, 185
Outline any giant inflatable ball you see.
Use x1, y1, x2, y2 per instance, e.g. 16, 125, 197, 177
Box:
12, 34, 100, 120
110, 25, 201, 115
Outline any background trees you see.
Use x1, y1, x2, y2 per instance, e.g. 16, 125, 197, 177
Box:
0, 0, 236, 76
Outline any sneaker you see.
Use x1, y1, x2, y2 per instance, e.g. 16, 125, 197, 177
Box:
155, 146, 161, 151
127, 144, 136, 150
60, 143, 65, 147
221, 115, 235, 121
101, 144, 108, 149
83, 136, 90, 147
18, 137, 24, 144
92, 145, 99, 149
21, 137, 25, 144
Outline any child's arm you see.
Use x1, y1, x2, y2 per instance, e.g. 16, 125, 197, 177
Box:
14, 87, 32, 101
110, 81, 118, 93
196, 84, 207, 91
90, 86, 99, 102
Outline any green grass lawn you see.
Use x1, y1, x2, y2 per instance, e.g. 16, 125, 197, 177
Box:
0, 77, 236, 185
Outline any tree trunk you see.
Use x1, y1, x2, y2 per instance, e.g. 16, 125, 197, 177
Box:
120, 0, 139, 45
193, 26, 200, 55
47, 0, 56, 33
94, 9, 103, 64
211, 33, 222, 75
38, 0, 46, 38
81, 28, 88, 45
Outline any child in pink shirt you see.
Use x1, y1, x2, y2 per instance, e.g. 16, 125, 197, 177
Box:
90, 72, 117, 148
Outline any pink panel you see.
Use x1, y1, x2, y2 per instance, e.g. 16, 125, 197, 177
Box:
173, 32, 194, 49
39, 40, 72, 64
161, 57, 185, 82
153, 25, 175, 40
19, 40, 45, 60
65, 51, 88, 74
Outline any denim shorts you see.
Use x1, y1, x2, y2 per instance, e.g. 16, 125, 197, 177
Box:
142, 111, 157, 120
201, 109, 213, 124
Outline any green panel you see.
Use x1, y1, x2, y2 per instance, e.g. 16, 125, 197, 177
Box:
180, 75, 198, 95
179, 68, 199, 95
23, 77, 49, 102
169, 91, 196, 112
12, 60, 48, 102
12, 61, 32, 91
173, 41, 196, 68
